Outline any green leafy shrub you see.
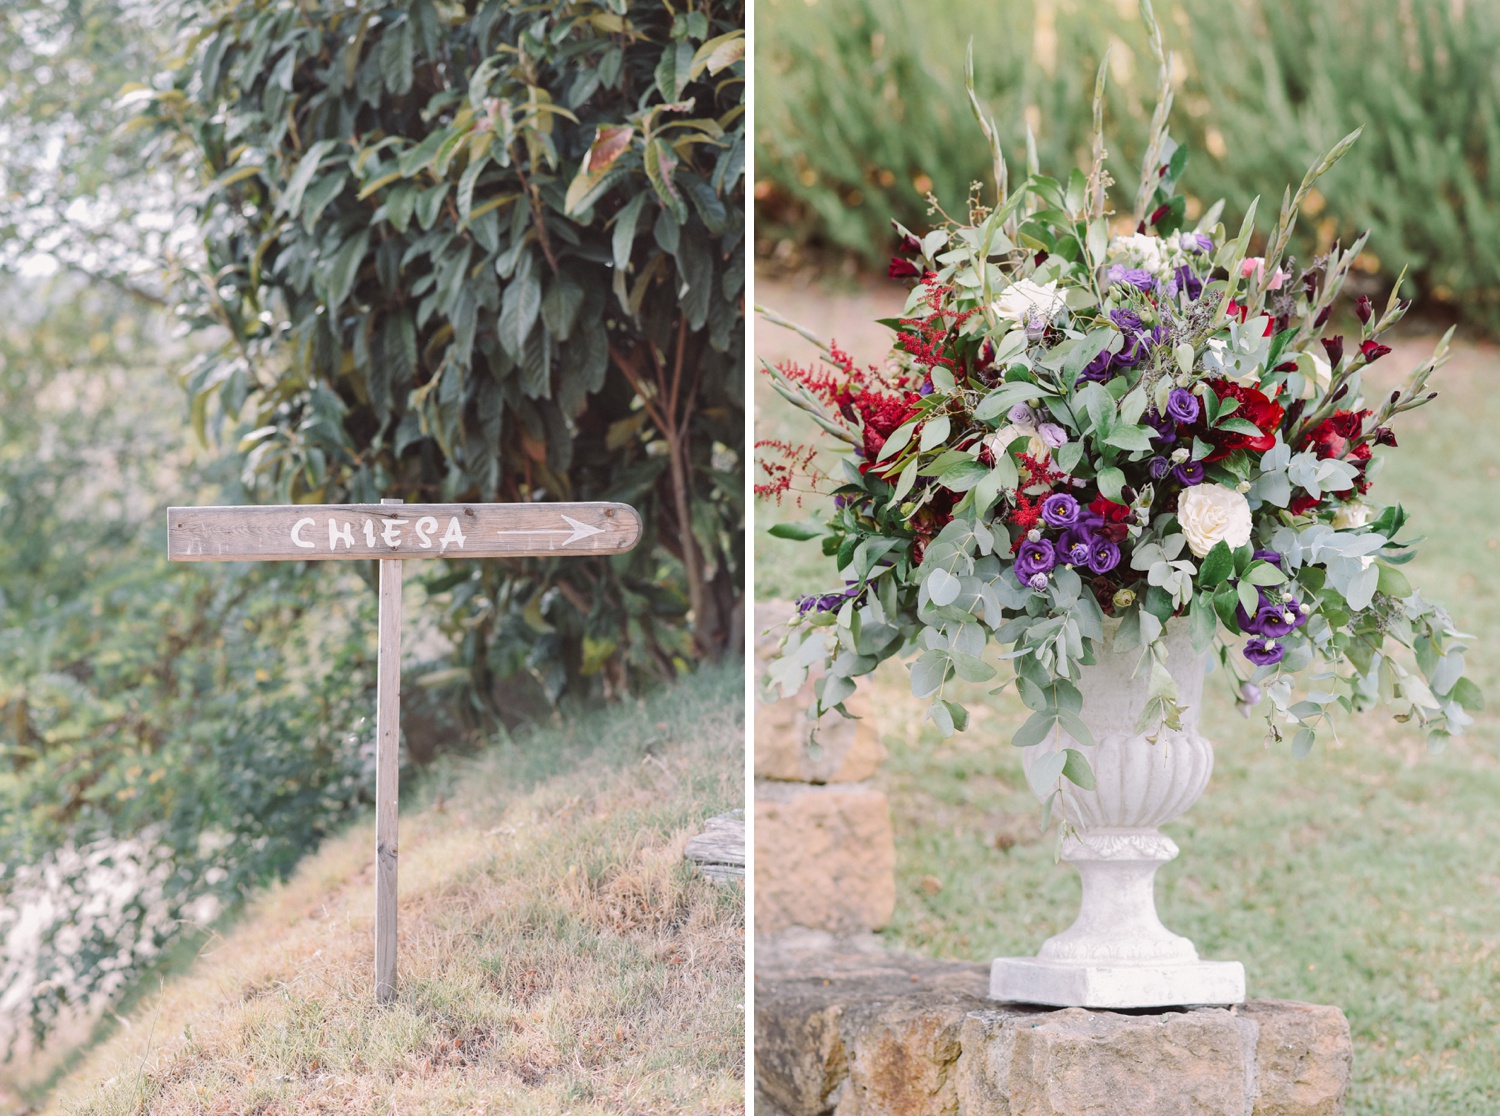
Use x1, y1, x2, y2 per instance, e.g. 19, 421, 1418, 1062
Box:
755, 0, 1500, 333
142, 0, 747, 707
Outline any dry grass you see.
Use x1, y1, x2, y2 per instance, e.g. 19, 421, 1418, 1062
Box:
46, 664, 745, 1116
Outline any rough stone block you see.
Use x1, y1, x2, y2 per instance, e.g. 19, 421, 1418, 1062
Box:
959, 1006, 1256, 1115
754, 782, 896, 934
1240, 1000, 1353, 1116
756, 944, 1353, 1116
754, 601, 885, 783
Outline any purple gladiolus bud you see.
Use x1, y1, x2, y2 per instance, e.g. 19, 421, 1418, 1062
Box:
1321, 335, 1344, 368
1038, 423, 1067, 448
1008, 402, 1037, 426
1149, 455, 1172, 480
1041, 493, 1080, 527
1173, 460, 1205, 486
1314, 305, 1332, 329
1167, 387, 1201, 424
1355, 295, 1373, 324
1087, 538, 1121, 574
1243, 638, 1286, 666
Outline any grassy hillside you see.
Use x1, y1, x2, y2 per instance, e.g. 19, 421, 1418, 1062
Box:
44, 664, 745, 1116
754, 272, 1500, 1115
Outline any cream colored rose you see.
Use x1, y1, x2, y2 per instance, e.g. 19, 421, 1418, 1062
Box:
984, 423, 1050, 461
993, 279, 1065, 328
1332, 501, 1373, 530
1178, 483, 1253, 558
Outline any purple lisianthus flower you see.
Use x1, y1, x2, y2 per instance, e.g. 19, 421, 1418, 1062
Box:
1014, 538, 1057, 584
1027, 572, 1050, 592
1148, 455, 1172, 480
1038, 423, 1068, 448
1065, 540, 1092, 565
1041, 493, 1080, 527
1008, 402, 1037, 426
1077, 349, 1115, 383
1108, 264, 1156, 292
1087, 538, 1121, 574
1109, 308, 1144, 334
1253, 549, 1283, 567
919, 378, 934, 396
1185, 233, 1213, 254
1146, 410, 1178, 445
1252, 603, 1298, 638
1173, 460, 1205, 486
1243, 638, 1286, 666
1113, 336, 1145, 368
1164, 264, 1204, 301
797, 585, 863, 614
1167, 387, 1201, 424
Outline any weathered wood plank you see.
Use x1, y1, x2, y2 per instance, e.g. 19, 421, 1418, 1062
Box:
685, 810, 745, 883
167, 501, 642, 562
374, 502, 403, 1004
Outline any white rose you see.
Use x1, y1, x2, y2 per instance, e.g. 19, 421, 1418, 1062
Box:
1178, 483, 1253, 558
984, 423, 1049, 461
1332, 501, 1373, 530
993, 279, 1065, 329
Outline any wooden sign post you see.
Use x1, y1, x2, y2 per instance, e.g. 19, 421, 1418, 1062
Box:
168, 499, 642, 1003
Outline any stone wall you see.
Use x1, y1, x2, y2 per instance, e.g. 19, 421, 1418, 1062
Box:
754, 602, 896, 934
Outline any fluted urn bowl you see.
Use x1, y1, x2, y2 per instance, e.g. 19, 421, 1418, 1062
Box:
995, 619, 1246, 1008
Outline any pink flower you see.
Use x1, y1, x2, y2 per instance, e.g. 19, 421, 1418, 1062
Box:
1239, 257, 1287, 289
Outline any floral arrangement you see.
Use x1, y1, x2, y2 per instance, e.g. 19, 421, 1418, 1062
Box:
758, 25, 1478, 797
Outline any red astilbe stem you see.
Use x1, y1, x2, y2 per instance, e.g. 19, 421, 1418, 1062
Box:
894, 274, 978, 373
755, 439, 821, 505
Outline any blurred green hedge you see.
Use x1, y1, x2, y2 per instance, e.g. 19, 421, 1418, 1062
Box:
755, 0, 1500, 331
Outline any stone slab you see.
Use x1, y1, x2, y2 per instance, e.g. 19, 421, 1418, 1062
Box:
991, 956, 1247, 1009
754, 781, 896, 934
756, 942, 1351, 1116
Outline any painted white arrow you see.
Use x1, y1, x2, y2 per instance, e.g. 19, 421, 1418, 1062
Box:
495, 514, 606, 547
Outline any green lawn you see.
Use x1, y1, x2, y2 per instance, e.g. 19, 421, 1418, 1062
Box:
754, 272, 1500, 1115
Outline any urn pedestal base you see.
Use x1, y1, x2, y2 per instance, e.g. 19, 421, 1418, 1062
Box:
990, 955, 1246, 1009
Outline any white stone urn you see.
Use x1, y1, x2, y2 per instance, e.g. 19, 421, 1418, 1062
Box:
990, 619, 1246, 1008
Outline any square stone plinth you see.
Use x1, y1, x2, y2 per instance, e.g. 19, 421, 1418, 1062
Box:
991, 956, 1247, 1009
755, 939, 1351, 1116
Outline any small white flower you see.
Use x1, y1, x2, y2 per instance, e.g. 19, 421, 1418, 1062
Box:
993, 278, 1065, 330
1332, 501, 1373, 530
1171, 447, 1190, 463
1178, 483, 1254, 558
1106, 233, 1166, 275
984, 423, 1051, 461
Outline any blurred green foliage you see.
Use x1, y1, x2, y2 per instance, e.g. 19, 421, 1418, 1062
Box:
0, 275, 377, 1052
756, 0, 1500, 331
140, 0, 746, 708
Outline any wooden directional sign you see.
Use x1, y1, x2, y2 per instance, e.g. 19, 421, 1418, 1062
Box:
167, 499, 642, 1004
168, 501, 642, 562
